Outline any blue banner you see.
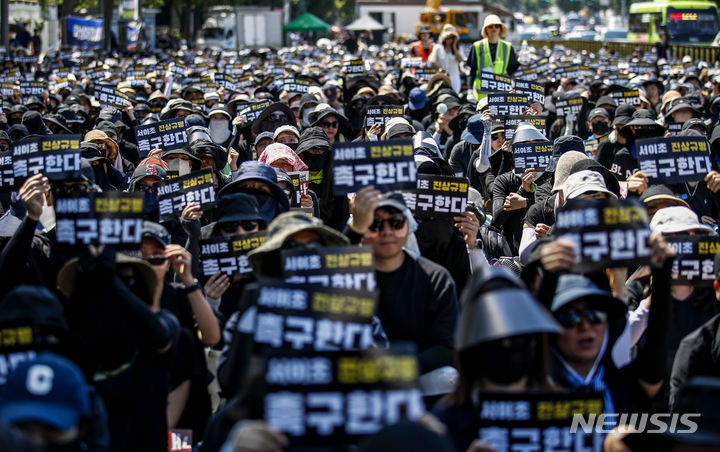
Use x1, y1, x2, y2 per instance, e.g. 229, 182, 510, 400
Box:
67, 16, 104, 49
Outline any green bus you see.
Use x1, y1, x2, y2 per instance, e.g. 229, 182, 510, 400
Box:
628, 0, 720, 44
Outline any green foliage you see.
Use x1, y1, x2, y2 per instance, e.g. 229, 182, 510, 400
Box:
290, 0, 355, 25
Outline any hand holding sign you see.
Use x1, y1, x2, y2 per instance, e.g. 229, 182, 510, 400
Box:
19, 173, 50, 221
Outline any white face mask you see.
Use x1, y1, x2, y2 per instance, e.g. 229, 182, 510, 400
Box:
39, 196, 55, 233
167, 158, 192, 176
209, 119, 231, 144
302, 108, 313, 124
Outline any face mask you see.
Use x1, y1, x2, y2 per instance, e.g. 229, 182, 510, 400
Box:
302, 151, 328, 172
167, 158, 191, 176
415, 217, 454, 253
46, 439, 84, 452
633, 129, 658, 141
39, 196, 55, 232
240, 187, 276, 224
209, 119, 231, 144
591, 122, 610, 136
477, 336, 537, 385
144, 191, 159, 214
325, 88, 338, 101
286, 142, 299, 152
302, 108, 313, 124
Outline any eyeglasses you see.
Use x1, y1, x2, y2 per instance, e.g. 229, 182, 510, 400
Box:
218, 220, 260, 234
556, 309, 608, 329
143, 256, 168, 266
368, 215, 406, 232
320, 121, 339, 129
492, 133, 503, 141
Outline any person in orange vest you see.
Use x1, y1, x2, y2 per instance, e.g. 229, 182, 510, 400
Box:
466, 15, 519, 100
412, 25, 435, 62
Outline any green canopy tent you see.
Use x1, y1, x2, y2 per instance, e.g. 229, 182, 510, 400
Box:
283, 12, 332, 33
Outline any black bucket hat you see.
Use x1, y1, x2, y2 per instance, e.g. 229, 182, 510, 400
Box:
44, 114, 73, 134
619, 109, 665, 139
215, 192, 265, 224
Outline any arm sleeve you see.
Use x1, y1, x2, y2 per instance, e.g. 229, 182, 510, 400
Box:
633, 262, 672, 385
492, 175, 512, 226
449, 142, 471, 177
466, 46, 477, 88
419, 269, 458, 374
0, 216, 48, 293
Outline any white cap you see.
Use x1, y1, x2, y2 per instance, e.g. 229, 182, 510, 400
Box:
563, 170, 617, 200
649, 206, 714, 234
273, 125, 300, 140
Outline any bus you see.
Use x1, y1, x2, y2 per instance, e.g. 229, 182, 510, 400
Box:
628, 0, 719, 44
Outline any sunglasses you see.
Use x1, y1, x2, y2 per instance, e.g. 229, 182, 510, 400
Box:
269, 113, 287, 121
488, 24, 501, 30
143, 256, 169, 266
368, 215, 406, 232
286, 239, 323, 249
556, 309, 608, 329
492, 133, 503, 141
219, 220, 260, 234
320, 121, 339, 129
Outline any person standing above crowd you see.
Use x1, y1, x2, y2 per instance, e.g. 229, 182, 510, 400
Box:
411, 26, 436, 62
467, 14, 519, 100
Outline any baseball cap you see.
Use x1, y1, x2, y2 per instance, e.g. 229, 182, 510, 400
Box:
588, 107, 609, 121
0, 352, 91, 431
142, 221, 170, 247
408, 87, 429, 111
254, 131, 274, 147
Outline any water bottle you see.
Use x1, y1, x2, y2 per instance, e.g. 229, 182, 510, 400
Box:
436, 103, 447, 115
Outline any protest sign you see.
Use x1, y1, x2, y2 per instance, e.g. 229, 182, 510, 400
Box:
94, 85, 131, 109
238, 100, 272, 123
667, 236, 720, 286
66, 16, 104, 49
199, 231, 267, 277
12, 135, 82, 182
332, 140, 416, 195
281, 246, 376, 291
134, 117, 189, 158
554, 198, 651, 272
637, 136, 712, 184
488, 94, 529, 117
364, 105, 404, 129
513, 79, 545, 104
513, 141, 554, 174
555, 95, 584, 118
504, 116, 547, 141
611, 89, 641, 106
479, 72, 512, 94
402, 175, 469, 219
156, 169, 216, 221
287, 171, 309, 207
282, 78, 311, 93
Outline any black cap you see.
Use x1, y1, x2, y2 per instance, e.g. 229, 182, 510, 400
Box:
80, 142, 109, 163
216, 192, 264, 224
612, 103, 636, 126
142, 221, 170, 247
96, 120, 118, 137
546, 135, 584, 172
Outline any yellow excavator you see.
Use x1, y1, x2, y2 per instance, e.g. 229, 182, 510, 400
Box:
416, 0, 470, 37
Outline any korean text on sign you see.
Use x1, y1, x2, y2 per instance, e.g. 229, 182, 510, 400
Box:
402, 175, 469, 219
94, 85, 131, 109
504, 115, 547, 141
134, 117, 189, 158
667, 235, 720, 286
637, 136, 712, 184
332, 140, 417, 195
513, 141, 553, 174
263, 348, 425, 446
480, 72, 512, 94
281, 246, 376, 292
477, 390, 604, 452
12, 135, 82, 182
554, 198, 652, 272
55, 192, 145, 249
156, 168, 216, 221
199, 231, 267, 277
488, 94, 529, 117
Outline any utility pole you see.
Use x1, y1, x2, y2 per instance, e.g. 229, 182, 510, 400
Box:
1, 0, 9, 51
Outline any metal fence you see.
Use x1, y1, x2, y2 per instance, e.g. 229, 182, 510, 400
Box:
527, 40, 720, 64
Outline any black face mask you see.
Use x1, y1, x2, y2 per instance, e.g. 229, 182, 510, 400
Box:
416, 217, 454, 255
239, 186, 271, 208
46, 438, 84, 452
591, 122, 610, 136
476, 336, 537, 385
303, 151, 328, 172
633, 129, 659, 140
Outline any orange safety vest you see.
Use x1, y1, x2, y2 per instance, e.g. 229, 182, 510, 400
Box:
412, 41, 432, 62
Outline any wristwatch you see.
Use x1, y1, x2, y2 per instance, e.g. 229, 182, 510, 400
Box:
182, 278, 201, 294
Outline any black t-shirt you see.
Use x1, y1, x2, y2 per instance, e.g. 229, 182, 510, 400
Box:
375, 253, 458, 374
524, 193, 557, 228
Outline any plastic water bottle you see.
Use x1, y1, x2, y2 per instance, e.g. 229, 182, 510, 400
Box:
437, 103, 448, 115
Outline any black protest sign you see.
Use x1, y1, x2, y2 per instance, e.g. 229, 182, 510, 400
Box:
86, 66, 106, 81
54, 192, 145, 249
667, 236, 720, 286
476, 391, 604, 452
513, 66, 538, 81
479, 72, 512, 94
611, 89, 641, 106
332, 140, 417, 195
513, 79, 545, 104
19, 81, 47, 99
234, 75, 254, 91
156, 169, 216, 221
287, 171, 309, 207
250, 282, 378, 352
554, 198, 651, 272
0, 83, 13, 97
94, 85, 131, 109
281, 246, 376, 291
401, 57, 425, 69
282, 78, 311, 93
513, 141, 553, 174
343, 59, 366, 74
402, 175, 468, 219
134, 117, 189, 158
413, 67, 438, 82
238, 100, 272, 123
199, 231, 268, 277
555, 95, 584, 118
637, 136, 712, 184
12, 135, 82, 182
0, 155, 14, 190
213, 72, 236, 92
364, 105, 404, 129
504, 115, 547, 141
263, 348, 424, 446
488, 94, 529, 117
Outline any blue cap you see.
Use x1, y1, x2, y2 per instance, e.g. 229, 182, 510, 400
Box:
0, 352, 91, 431
550, 274, 626, 316
408, 87, 429, 111
460, 114, 486, 145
